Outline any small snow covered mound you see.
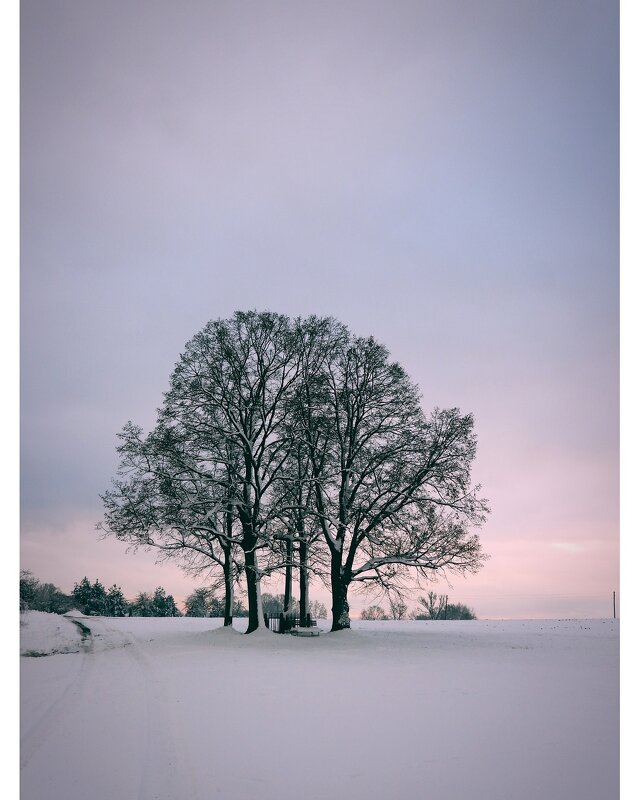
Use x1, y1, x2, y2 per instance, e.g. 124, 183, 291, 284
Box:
63, 608, 88, 618
20, 610, 85, 657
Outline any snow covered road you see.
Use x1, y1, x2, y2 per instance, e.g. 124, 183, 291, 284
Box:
21, 616, 201, 800
20, 616, 619, 800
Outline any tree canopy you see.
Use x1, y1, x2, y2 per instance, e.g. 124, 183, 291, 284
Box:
101, 311, 488, 633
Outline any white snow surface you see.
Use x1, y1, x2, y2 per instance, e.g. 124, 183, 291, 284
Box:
21, 615, 619, 800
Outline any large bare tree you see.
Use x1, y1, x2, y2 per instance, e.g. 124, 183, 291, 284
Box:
297, 334, 488, 631
101, 312, 488, 635
155, 311, 307, 632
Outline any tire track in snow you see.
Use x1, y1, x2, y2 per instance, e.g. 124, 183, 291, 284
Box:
123, 632, 202, 800
22, 619, 202, 800
20, 623, 96, 769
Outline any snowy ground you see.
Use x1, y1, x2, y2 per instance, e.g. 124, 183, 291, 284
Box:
20, 613, 619, 800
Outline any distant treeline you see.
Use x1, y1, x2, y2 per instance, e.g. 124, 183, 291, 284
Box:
19, 571, 329, 620
182, 588, 326, 619
361, 592, 476, 620
19, 571, 181, 617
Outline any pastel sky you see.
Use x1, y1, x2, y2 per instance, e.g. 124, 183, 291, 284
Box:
20, 0, 619, 619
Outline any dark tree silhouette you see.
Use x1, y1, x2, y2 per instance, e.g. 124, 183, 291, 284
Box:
296, 332, 488, 630
100, 421, 242, 626
72, 577, 108, 615
100, 311, 488, 634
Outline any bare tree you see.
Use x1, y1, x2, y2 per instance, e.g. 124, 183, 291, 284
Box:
265, 316, 342, 621
298, 334, 488, 631
389, 598, 408, 620
100, 312, 488, 635
417, 591, 448, 620
360, 605, 389, 620
100, 421, 242, 626
143, 312, 307, 632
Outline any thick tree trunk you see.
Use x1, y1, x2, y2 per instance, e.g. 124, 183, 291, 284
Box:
223, 545, 233, 627
223, 503, 234, 626
299, 537, 309, 624
283, 535, 293, 613
330, 552, 350, 631
243, 544, 264, 633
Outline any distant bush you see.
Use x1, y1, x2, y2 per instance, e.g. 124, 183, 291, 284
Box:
308, 600, 328, 619
20, 571, 73, 614
413, 592, 476, 620
445, 603, 476, 620
128, 587, 181, 617
72, 577, 108, 615
361, 605, 389, 620
20, 570, 38, 611
184, 587, 247, 618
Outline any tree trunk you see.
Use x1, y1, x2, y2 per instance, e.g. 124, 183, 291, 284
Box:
330, 552, 350, 631
223, 502, 234, 627
283, 535, 293, 613
299, 536, 309, 623
243, 544, 263, 633
223, 545, 233, 627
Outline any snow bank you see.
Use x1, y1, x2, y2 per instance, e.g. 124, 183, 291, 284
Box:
20, 611, 85, 656
20, 611, 135, 656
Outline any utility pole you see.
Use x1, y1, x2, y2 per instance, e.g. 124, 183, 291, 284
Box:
444, 595, 448, 620
613, 590, 616, 620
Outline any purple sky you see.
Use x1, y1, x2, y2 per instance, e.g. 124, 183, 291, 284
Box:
20, 0, 619, 619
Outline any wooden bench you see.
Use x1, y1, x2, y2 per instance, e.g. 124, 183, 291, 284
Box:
289, 626, 320, 637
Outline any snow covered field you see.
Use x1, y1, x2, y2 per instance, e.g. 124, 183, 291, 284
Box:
20, 613, 619, 800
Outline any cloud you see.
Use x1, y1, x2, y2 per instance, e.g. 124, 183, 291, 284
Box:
550, 542, 589, 554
